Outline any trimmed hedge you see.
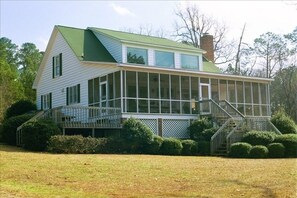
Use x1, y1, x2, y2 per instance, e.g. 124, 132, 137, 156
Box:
2, 114, 34, 145
47, 135, 106, 154
181, 140, 198, 156
242, 131, 276, 146
144, 135, 163, 155
229, 142, 252, 158
249, 145, 268, 158
121, 118, 154, 153
271, 110, 297, 134
160, 138, 183, 155
197, 141, 210, 156
267, 143, 285, 158
274, 134, 297, 157
5, 100, 36, 120
188, 117, 212, 141
22, 119, 61, 151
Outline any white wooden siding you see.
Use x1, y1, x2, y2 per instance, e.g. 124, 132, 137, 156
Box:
37, 31, 119, 110
93, 32, 122, 63
148, 48, 154, 66
175, 52, 181, 69
199, 55, 203, 71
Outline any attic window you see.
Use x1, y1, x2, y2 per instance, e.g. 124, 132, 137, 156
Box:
52, 53, 62, 78
181, 54, 199, 70
127, 47, 147, 65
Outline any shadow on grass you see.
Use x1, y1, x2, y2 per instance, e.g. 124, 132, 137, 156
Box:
221, 179, 277, 198
0, 143, 26, 153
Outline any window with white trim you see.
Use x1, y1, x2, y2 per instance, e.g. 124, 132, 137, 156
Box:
66, 84, 80, 105
181, 54, 199, 70
53, 53, 62, 78
41, 93, 52, 110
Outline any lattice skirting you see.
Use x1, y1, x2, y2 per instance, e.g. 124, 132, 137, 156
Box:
138, 118, 191, 138
138, 119, 158, 135
162, 119, 190, 138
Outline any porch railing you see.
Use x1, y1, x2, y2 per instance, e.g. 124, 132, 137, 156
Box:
219, 100, 245, 118
16, 111, 45, 146
226, 117, 281, 151
16, 106, 122, 146
44, 106, 122, 128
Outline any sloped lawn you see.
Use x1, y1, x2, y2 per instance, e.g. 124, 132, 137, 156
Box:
0, 144, 296, 198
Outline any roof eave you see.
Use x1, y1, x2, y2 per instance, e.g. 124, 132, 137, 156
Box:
118, 63, 273, 83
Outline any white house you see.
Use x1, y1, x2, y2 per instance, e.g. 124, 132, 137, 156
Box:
30, 25, 280, 154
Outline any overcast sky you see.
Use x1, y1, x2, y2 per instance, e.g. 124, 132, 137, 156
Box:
1, 1, 296, 51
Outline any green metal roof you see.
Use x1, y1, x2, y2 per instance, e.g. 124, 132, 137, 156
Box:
203, 61, 221, 73
57, 26, 116, 62
89, 27, 205, 53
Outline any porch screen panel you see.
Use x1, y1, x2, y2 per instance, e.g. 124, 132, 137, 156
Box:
236, 81, 244, 103
260, 83, 268, 116
126, 71, 136, 97
253, 83, 260, 116
115, 72, 121, 98
219, 80, 227, 100
160, 74, 169, 99
88, 79, 93, 104
236, 81, 244, 114
191, 77, 199, 114
244, 82, 252, 115
138, 72, 148, 98
94, 77, 99, 104
171, 75, 180, 100
228, 80, 236, 103
108, 74, 114, 100
211, 79, 219, 102
149, 73, 159, 99
181, 76, 190, 100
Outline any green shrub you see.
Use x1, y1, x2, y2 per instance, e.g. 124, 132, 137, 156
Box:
181, 140, 198, 156
5, 100, 36, 120
274, 134, 297, 157
267, 143, 285, 158
101, 137, 133, 154
22, 119, 61, 151
0, 124, 3, 142
188, 117, 212, 141
47, 135, 106, 154
144, 135, 163, 155
229, 142, 252, 158
197, 141, 210, 156
249, 145, 268, 158
121, 118, 154, 153
2, 114, 34, 145
242, 131, 276, 146
271, 110, 297, 134
160, 138, 183, 155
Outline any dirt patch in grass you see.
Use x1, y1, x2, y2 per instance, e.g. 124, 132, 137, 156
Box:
0, 145, 296, 197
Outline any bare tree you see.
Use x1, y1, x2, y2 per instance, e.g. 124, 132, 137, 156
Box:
234, 24, 246, 74
253, 32, 289, 78
174, 3, 234, 64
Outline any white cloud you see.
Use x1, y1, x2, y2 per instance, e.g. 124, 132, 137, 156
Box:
110, 3, 136, 17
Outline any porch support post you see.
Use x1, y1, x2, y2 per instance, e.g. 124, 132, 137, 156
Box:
158, 118, 163, 137
62, 128, 65, 136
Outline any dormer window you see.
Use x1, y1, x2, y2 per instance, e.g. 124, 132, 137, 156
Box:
181, 54, 199, 70
52, 53, 62, 78
155, 51, 174, 68
127, 47, 147, 65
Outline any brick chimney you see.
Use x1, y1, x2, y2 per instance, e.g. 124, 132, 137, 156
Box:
200, 33, 214, 63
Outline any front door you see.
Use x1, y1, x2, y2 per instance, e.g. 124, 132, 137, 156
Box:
199, 83, 211, 114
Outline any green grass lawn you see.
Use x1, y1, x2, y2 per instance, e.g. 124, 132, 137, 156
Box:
0, 144, 296, 198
